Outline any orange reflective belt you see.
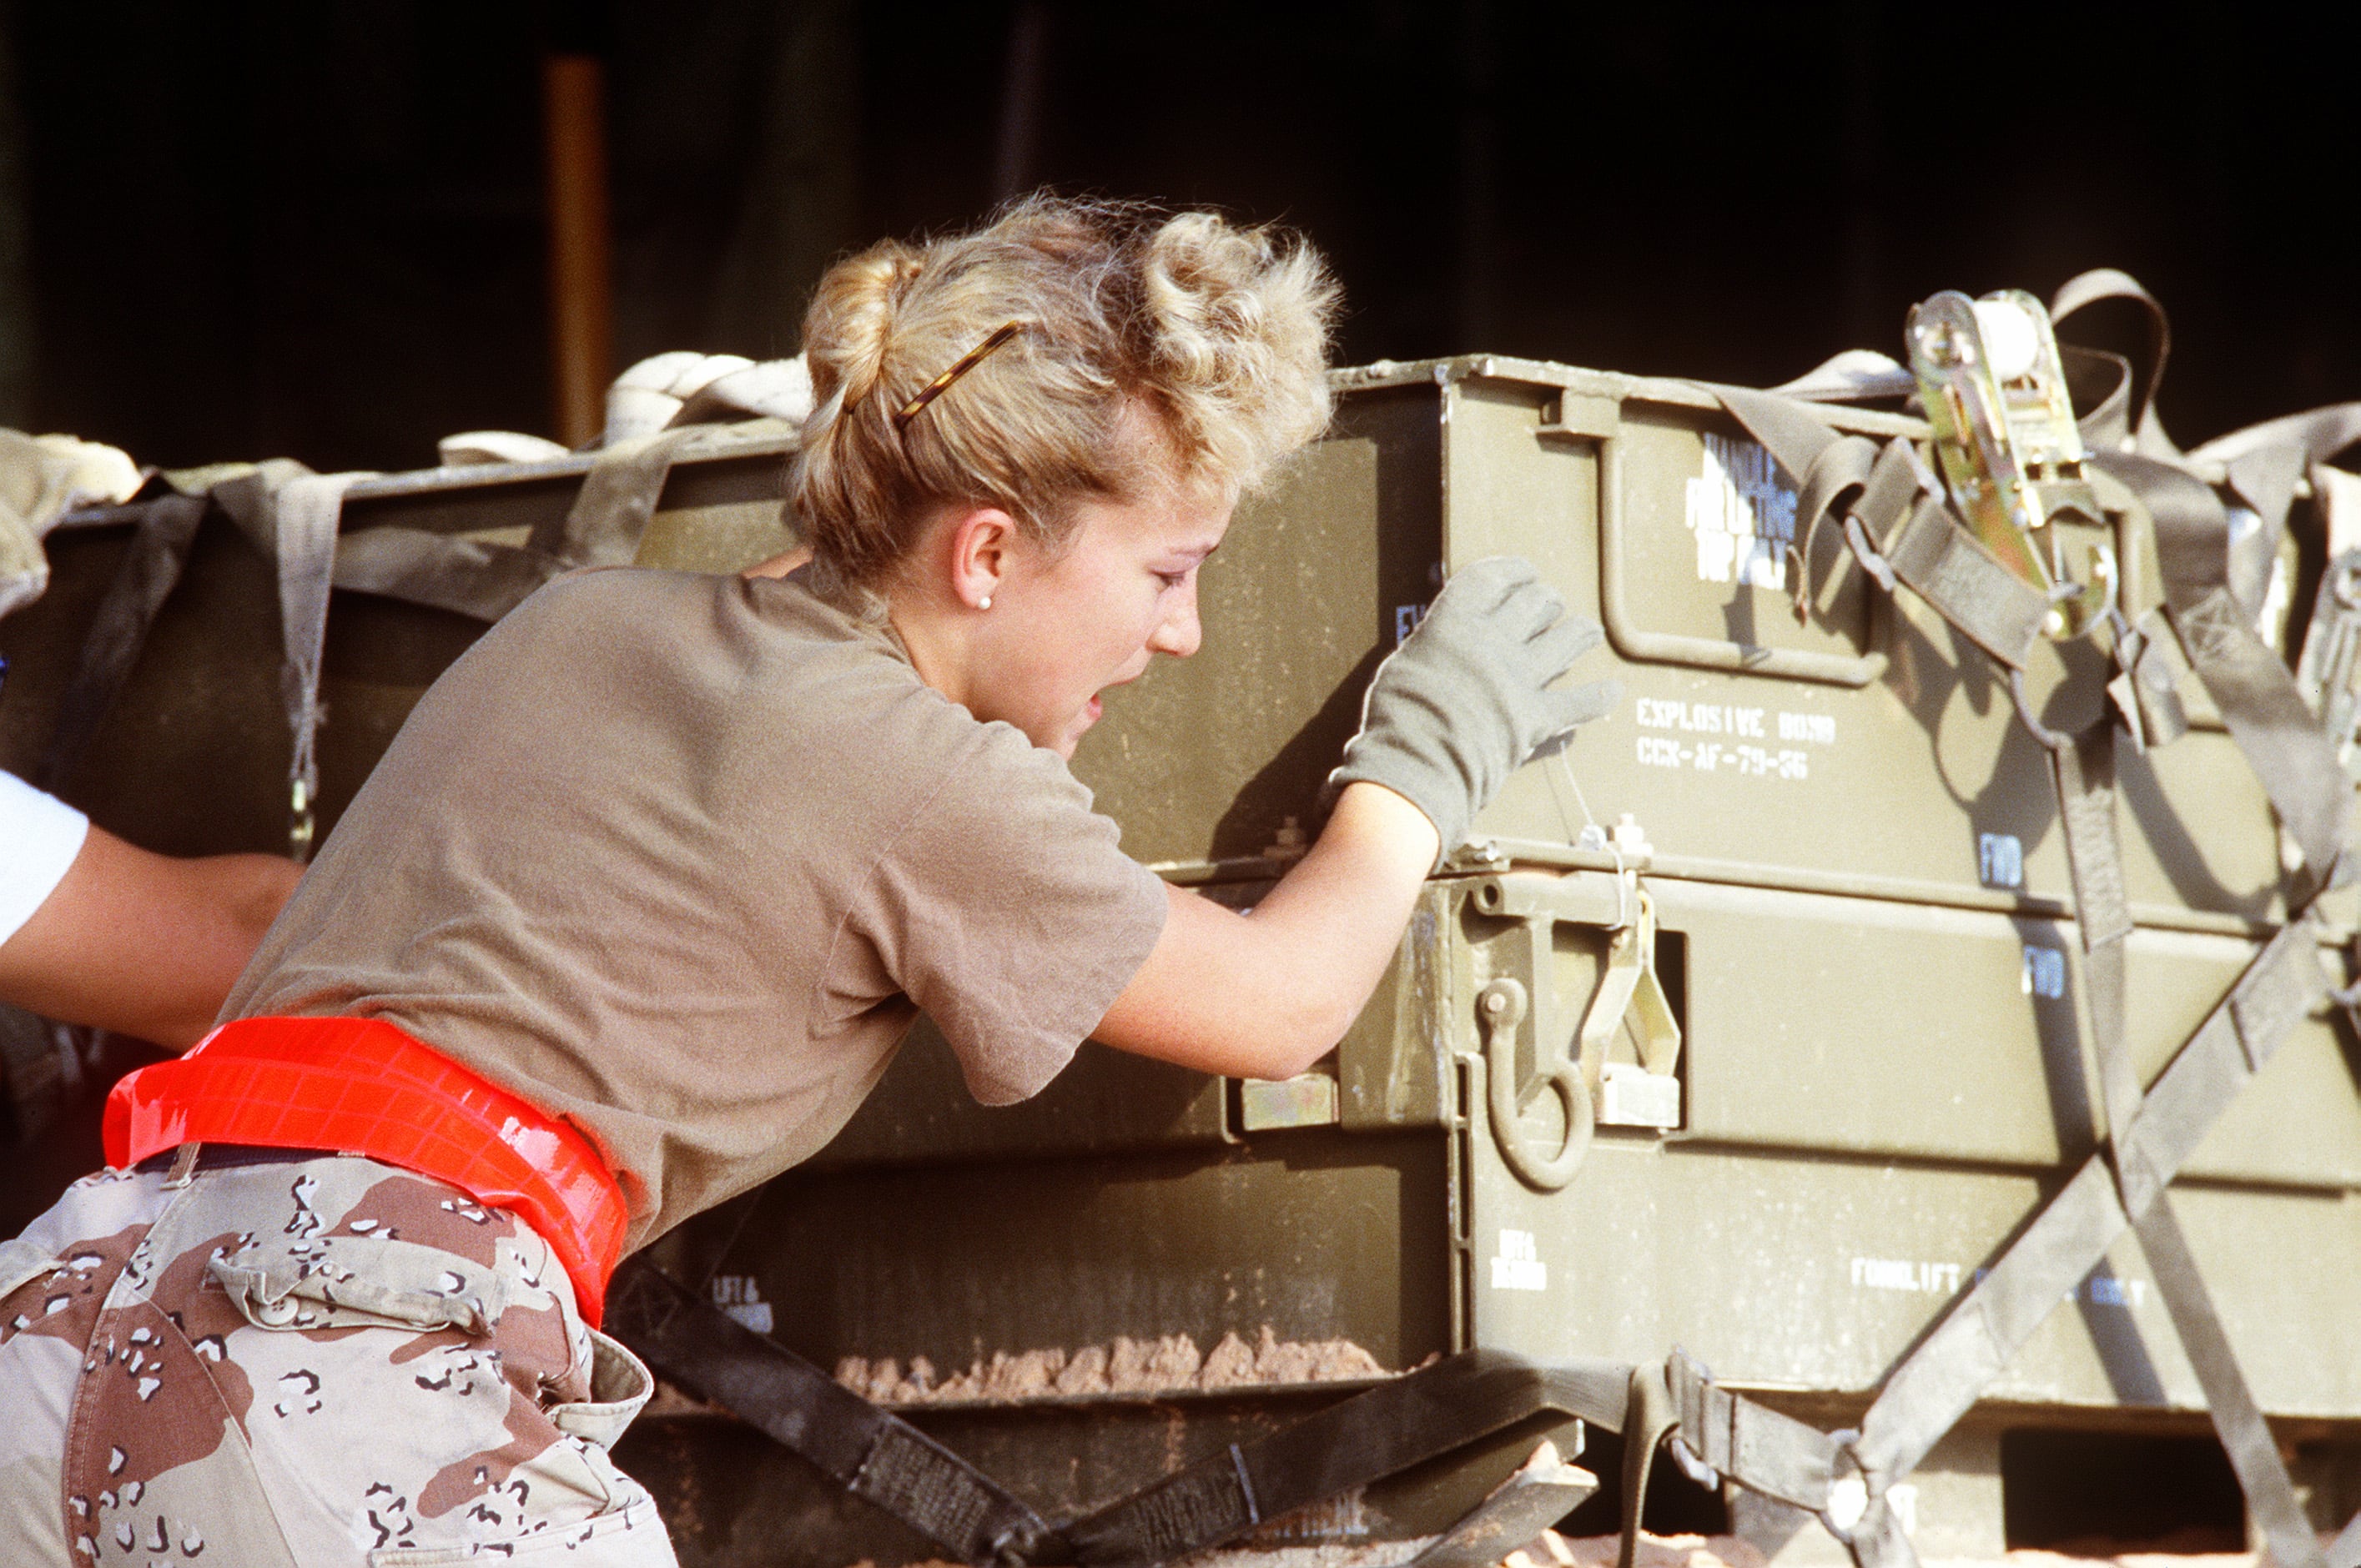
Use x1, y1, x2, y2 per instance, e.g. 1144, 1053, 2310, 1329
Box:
103, 1016, 629, 1327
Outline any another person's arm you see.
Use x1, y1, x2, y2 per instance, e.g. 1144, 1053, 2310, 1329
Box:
0, 821, 301, 1048
1097, 557, 1617, 1079
743, 545, 813, 580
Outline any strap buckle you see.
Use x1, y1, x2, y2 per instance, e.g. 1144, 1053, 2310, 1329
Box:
1907, 289, 2114, 641
288, 775, 316, 862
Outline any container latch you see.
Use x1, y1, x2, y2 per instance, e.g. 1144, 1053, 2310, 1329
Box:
1577, 882, 1684, 1130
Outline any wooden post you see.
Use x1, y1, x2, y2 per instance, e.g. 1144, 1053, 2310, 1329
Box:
542, 52, 612, 450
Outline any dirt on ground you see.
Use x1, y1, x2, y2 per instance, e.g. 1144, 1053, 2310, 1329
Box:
833, 1325, 1398, 1406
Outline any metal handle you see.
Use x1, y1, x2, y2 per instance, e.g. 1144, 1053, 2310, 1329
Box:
1582, 431, 1890, 688
1477, 977, 1591, 1192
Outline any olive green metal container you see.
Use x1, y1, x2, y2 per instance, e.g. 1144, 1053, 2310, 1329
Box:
727, 357, 2357, 1406
5, 359, 2356, 1562
654, 359, 2360, 1558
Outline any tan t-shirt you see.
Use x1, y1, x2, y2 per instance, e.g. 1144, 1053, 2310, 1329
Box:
225, 569, 1170, 1251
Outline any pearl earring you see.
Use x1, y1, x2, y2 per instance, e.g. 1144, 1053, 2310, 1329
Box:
979, 596, 993, 610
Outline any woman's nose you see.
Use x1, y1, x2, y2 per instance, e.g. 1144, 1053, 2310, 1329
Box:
1149, 582, 1202, 658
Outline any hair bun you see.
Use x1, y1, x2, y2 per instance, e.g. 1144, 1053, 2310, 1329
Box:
805, 244, 923, 415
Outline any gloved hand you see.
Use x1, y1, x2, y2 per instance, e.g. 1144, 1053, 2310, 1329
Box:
1328, 555, 1619, 867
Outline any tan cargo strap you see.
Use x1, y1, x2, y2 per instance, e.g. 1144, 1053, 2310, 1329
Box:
617, 1250, 1856, 1568
1729, 599, 2346, 1568
608, 1256, 1646, 1568
1064, 1349, 1634, 1568
2097, 450, 2353, 877
28, 427, 702, 857
290, 425, 702, 621
2048, 268, 2177, 460
2045, 717, 2326, 1568
325, 425, 701, 622
1717, 379, 2355, 885
1737, 267, 2361, 877
1829, 918, 2328, 1568
1712, 387, 2052, 669
628, 1237, 2339, 1568
617, 1248, 1889, 1568
1692, 269, 2361, 1568
209, 462, 370, 860
277, 472, 360, 860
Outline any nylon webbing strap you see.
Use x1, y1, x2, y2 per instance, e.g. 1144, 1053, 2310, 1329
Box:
330, 528, 571, 623
604, 1260, 1057, 1566
2050, 270, 2175, 460
2046, 721, 2325, 1568
1878, 495, 2049, 669
1063, 1350, 1633, 1567
2049, 725, 2142, 1165
1703, 302, 2360, 1568
1710, 387, 2046, 667
272, 473, 360, 862
1614, 1361, 1679, 1568
2099, 450, 2352, 874
1786, 436, 1918, 616
1845, 920, 2325, 1555
530, 427, 692, 570
329, 427, 692, 625
1785, 430, 1875, 608
33, 494, 207, 793
2187, 402, 2361, 474
1664, 1349, 1833, 1514
2132, 1196, 2326, 1568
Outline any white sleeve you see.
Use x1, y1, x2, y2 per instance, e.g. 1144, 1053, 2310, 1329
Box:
0, 771, 91, 946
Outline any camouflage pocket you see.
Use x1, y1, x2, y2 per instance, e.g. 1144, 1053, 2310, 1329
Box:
0, 1234, 60, 1302
208, 1234, 513, 1334
548, 1328, 655, 1451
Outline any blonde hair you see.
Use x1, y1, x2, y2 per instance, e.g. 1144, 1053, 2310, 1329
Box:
791, 195, 1338, 602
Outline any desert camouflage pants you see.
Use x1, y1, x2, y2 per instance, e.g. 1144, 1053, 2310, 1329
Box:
0, 1148, 677, 1565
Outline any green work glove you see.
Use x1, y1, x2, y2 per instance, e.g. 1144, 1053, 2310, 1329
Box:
1328, 555, 1618, 867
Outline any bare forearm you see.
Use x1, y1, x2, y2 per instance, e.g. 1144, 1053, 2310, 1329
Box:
0, 830, 301, 1048
1095, 782, 1437, 1078
1096, 556, 1613, 1081
1236, 781, 1437, 1045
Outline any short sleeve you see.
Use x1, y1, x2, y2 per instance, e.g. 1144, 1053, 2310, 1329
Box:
860, 727, 1169, 1104
0, 771, 91, 946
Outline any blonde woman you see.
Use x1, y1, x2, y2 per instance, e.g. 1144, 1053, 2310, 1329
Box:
0, 198, 1613, 1566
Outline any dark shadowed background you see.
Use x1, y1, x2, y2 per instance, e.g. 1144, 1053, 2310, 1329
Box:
0, 0, 2352, 472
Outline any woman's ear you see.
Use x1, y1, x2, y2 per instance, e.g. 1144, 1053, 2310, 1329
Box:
945, 506, 1019, 611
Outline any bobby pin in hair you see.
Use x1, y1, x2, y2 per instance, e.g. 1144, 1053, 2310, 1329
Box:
893, 322, 1024, 432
